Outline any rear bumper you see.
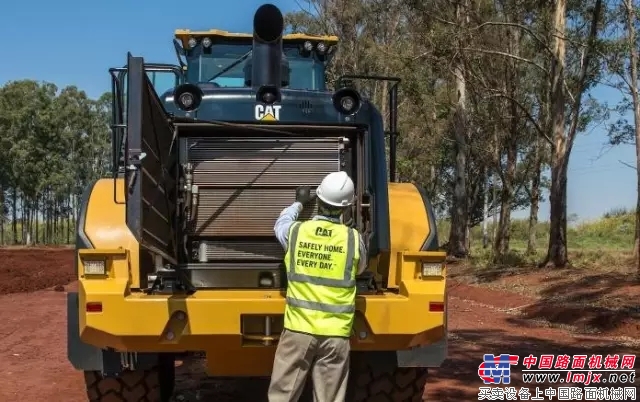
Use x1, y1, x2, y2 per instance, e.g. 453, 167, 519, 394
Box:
74, 279, 446, 374
78, 279, 445, 345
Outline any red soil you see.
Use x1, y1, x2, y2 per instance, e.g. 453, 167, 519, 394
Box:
0, 248, 635, 401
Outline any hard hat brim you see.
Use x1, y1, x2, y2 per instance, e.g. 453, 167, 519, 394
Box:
316, 188, 354, 207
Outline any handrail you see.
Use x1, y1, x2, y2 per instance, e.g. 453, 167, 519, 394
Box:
108, 60, 184, 204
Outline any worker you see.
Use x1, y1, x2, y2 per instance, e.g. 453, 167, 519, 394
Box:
268, 171, 367, 402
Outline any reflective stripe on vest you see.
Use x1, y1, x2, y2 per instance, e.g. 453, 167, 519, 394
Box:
283, 220, 360, 337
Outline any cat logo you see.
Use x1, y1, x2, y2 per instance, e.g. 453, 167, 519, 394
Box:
315, 227, 333, 237
254, 104, 282, 121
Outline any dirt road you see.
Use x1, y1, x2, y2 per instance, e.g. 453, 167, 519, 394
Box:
0, 248, 636, 401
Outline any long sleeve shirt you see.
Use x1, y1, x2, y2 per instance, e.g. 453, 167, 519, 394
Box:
274, 202, 368, 275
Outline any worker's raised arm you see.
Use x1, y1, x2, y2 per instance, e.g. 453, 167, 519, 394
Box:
274, 186, 316, 250
274, 202, 303, 250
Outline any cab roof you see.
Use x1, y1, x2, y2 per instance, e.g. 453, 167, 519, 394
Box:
174, 29, 339, 49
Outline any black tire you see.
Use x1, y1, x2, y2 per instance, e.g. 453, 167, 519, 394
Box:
84, 355, 175, 402
158, 354, 176, 398
348, 358, 428, 402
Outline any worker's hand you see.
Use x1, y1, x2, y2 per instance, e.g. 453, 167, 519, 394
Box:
295, 186, 316, 205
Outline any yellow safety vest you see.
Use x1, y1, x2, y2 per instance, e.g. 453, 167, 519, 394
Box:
283, 220, 360, 337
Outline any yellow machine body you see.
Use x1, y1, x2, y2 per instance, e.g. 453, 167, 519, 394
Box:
174, 29, 339, 49
77, 178, 447, 376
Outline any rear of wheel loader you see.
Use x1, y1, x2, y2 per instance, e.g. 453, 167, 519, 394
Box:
67, 4, 447, 401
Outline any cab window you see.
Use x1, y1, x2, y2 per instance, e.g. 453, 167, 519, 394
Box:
185, 43, 326, 90
146, 71, 178, 96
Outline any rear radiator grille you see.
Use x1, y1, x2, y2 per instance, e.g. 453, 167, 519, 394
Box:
187, 136, 342, 237
199, 240, 284, 261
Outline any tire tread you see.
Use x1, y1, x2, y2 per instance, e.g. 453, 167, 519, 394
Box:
84, 367, 164, 402
350, 361, 428, 402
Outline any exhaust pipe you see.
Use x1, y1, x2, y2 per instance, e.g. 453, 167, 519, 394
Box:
251, 4, 286, 88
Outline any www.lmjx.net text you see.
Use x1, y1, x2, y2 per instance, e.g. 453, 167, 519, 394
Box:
522, 371, 636, 386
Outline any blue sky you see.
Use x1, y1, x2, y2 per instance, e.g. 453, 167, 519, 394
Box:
1, 0, 636, 221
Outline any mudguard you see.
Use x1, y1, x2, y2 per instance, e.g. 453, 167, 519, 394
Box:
67, 292, 158, 375
397, 338, 447, 367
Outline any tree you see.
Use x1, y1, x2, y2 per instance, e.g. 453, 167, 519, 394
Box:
0, 80, 110, 245
543, 0, 604, 268
1, 0, 622, 263
284, 0, 550, 257
603, 0, 640, 276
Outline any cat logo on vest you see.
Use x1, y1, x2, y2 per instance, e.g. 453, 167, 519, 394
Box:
315, 227, 333, 237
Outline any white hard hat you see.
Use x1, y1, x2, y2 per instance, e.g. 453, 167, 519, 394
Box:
316, 171, 355, 207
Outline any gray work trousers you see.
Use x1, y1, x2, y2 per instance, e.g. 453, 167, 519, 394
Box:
268, 329, 350, 402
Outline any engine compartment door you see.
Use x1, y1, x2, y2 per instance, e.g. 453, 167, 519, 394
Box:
122, 55, 180, 266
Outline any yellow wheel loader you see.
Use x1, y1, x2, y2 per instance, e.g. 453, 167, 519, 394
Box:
67, 3, 447, 401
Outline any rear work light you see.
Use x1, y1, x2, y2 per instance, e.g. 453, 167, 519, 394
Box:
421, 262, 444, 278
173, 83, 204, 112
78, 248, 127, 277
332, 87, 361, 115
256, 85, 281, 104
83, 259, 106, 275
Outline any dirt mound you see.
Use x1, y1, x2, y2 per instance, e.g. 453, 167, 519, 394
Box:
449, 281, 640, 339
0, 248, 75, 294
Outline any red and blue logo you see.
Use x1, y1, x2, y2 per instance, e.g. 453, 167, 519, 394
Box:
478, 354, 519, 384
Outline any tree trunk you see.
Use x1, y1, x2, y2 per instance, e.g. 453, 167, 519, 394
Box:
66, 195, 71, 245
482, 171, 490, 249
544, 0, 568, 267
448, 64, 469, 257
493, 16, 520, 260
622, 0, 640, 277
527, 137, 542, 255
494, 138, 516, 259
11, 190, 17, 244
35, 196, 39, 244
54, 199, 58, 244
447, 0, 470, 258
72, 193, 78, 243
24, 201, 30, 246
45, 191, 50, 244
546, 163, 569, 266
492, 131, 499, 244
529, 55, 550, 256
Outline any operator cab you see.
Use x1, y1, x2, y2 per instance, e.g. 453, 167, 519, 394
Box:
173, 30, 338, 90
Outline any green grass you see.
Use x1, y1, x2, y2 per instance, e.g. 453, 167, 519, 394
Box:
437, 209, 636, 269
438, 210, 634, 250
0, 220, 75, 246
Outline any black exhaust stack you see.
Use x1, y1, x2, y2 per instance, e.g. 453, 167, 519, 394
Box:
249, 4, 288, 88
